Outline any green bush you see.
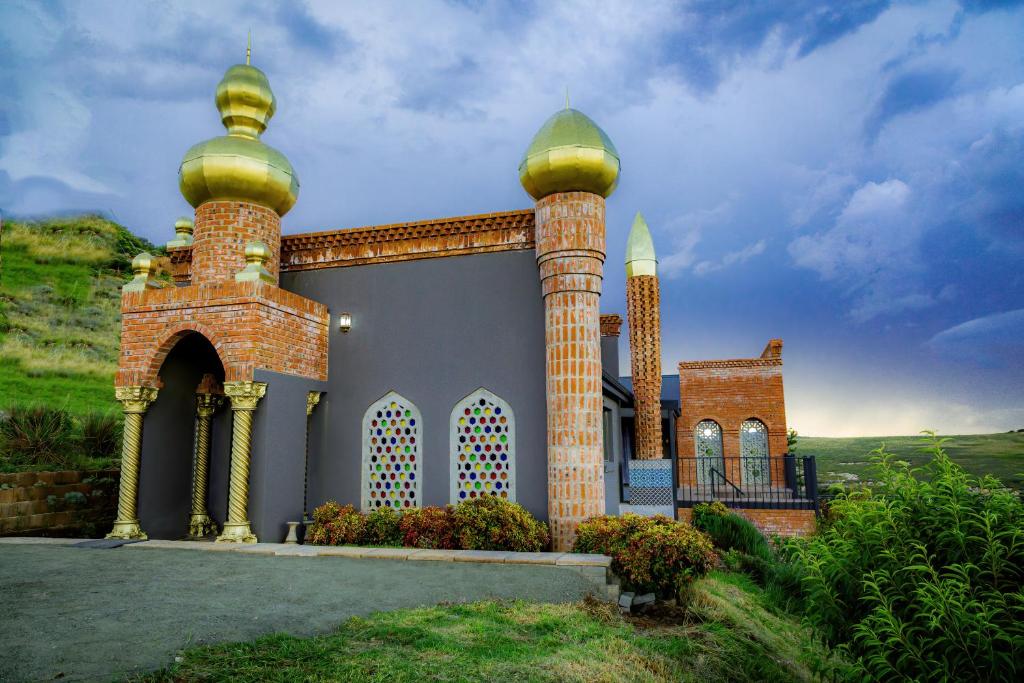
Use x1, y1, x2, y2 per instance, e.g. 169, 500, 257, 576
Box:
451, 496, 549, 552
690, 501, 729, 528
306, 501, 365, 546
398, 506, 457, 549
0, 405, 75, 468
574, 513, 715, 597
361, 507, 402, 546
786, 434, 1024, 681
79, 412, 121, 460
691, 504, 774, 563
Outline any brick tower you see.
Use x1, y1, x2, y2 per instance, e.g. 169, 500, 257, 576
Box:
109, 46, 329, 543
520, 105, 620, 550
625, 212, 662, 459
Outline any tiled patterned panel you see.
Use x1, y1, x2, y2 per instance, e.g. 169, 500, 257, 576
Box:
629, 487, 674, 506
450, 389, 516, 503
625, 459, 674, 516
362, 392, 421, 511
628, 460, 673, 488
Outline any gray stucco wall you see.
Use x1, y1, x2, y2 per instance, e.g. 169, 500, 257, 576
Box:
138, 334, 225, 539
601, 335, 620, 378
283, 250, 549, 521
248, 369, 327, 543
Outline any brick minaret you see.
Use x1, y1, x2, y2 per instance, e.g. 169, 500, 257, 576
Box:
625, 212, 662, 459
520, 105, 620, 550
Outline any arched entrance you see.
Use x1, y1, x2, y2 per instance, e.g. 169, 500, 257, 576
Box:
137, 332, 228, 539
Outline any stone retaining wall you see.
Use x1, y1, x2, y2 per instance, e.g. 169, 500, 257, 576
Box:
0, 470, 119, 537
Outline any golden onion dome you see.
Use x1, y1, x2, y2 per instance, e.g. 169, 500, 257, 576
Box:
178, 52, 299, 216
519, 107, 620, 200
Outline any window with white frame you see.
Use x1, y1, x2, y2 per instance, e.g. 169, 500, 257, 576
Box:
362, 392, 421, 510
450, 388, 515, 503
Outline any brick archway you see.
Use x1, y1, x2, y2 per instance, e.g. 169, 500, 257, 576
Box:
145, 322, 236, 387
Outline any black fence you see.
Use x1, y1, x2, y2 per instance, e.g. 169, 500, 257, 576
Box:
675, 454, 820, 512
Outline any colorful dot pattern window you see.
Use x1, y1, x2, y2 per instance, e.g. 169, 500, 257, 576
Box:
450, 389, 515, 503
362, 392, 421, 511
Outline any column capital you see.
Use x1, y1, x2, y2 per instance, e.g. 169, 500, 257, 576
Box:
115, 386, 159, 414
306, 391, 322, 416
195, 392, 223, 418
223, 381, 267, 410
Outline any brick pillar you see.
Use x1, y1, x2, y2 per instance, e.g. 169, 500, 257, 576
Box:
626, 274, 662, 459
535, 191, 606, 551
191, 200, 281, 285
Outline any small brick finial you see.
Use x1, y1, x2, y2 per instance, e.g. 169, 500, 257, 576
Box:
123, 252, 165, 293
235, 240, 275, 284
761, 339, 784, 359
167, 217, 195, 248
600, 314, 623, 337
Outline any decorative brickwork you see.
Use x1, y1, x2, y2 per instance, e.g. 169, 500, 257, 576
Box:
191, 201, 281, 286
676, 340, 787, 486
535, 191, 606, 551
599, 314, 622, 337
677, 507, 815, 537
626, 275, 662, 460
117, 280, 329, 386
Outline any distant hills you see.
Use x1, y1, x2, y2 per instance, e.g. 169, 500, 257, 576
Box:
0, 215, 159, 414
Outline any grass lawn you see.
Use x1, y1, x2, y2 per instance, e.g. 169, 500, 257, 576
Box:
144, 572, 835, 683
801, 432, 1024, 490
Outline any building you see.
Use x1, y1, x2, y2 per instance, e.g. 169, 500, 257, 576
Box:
108, 52, 813, 552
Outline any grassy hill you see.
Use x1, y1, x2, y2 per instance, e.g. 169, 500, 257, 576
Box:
0, 215, 160, 415
801, 432, 1024, 491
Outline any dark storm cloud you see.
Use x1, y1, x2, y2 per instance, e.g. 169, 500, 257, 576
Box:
864, 67, 960, 140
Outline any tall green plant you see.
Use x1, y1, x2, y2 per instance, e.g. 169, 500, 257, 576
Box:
0, 405, 75, 468
787, 433, 1024, 681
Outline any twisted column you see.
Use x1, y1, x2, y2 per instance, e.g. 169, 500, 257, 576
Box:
304, 392, 322, 519
187, 389, 223, 538
216, 381, 267, 543
107, 386, 159, 540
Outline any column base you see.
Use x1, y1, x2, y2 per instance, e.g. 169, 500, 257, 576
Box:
106, 519, 148, 541
187, 513, 218, 539
215, 521, 257, 544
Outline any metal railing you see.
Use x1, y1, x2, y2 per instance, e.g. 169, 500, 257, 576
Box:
676, 454, 819, 511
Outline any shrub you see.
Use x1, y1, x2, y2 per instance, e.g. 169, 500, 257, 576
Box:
692, 505, 774, 563
0, 406, 75, 468
451, 496, 549, 552
574, 513, 715, 597
786, 434, 1024, 681
361, 507, 402, 546
306, 501, 365, 546
79, 412, 121, 460
398, 506, 457, 549
690, 501, 729, 529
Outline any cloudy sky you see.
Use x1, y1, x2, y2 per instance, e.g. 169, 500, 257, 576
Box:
1, 0, 1022, 436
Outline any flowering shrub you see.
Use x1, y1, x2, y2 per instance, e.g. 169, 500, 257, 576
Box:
308, 498, 548, 552
362, 507, 403, 546
306, 501, 364, 546
398, 506, 457, 549
574, 513, 715, 597
452, 496, 549, 552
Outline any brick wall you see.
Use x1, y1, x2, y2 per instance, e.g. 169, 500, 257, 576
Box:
535, 191, 606, 551
117, 280, 329, 386
677, 340, 788, 473
191, 201, 281, 285
600, 313, 622, 337
626, 275, 662, 459
0, 470, 119, 537
677, 506, 816, 537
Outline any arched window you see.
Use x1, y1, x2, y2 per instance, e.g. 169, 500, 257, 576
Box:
694, 420, 724, 487
450, 388, 515, 503
740, 419, 770, 486
362, 392, 421, 511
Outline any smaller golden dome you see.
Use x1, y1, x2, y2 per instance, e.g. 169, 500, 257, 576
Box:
178, 51, 298, 216
519, 107, 620, 200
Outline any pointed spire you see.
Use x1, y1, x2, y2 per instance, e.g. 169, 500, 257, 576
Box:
625, 211, 657, 277
246, 29, 252, 65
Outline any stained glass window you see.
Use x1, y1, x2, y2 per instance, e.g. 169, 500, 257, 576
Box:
740, 419, 770, 485
362, 392, 421, 511
694, 420, 724, 486
450, 388, 515, 503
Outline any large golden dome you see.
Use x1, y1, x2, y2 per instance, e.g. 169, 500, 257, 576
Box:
519, 107, 620, 200
178, 57, 299, 216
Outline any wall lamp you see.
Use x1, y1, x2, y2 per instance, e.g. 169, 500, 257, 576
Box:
337, 312, 353, 333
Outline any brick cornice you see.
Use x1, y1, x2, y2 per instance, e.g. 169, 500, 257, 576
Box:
600, 314, 622, 337
678, 357, 783, 370
281, 208, 536, 270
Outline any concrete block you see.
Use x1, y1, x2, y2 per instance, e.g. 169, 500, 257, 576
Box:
362, 547, 414, 560
314, 546, 367, 558
619, 592, 635, 609
555, 553, 612, 568
407, 549, 456, 562
451, 550, 511, 564
503, 552, 564, 565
